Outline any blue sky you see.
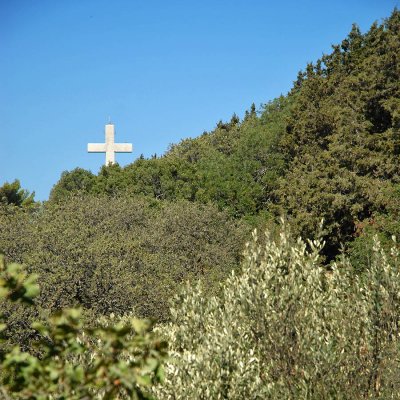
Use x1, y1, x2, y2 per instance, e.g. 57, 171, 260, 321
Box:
1, 0, 398, 200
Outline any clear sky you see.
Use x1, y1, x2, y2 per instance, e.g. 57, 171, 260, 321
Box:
1, 0, 398, 200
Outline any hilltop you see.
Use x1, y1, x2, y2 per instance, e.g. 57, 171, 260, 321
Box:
49, 9, 400, 261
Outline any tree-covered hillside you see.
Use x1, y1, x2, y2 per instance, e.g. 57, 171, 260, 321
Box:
50, 10, 399, 261
1, 10, 398, 328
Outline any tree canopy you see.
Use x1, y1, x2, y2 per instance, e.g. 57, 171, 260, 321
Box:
0, 180, 35, 208
49, 11, 400, 261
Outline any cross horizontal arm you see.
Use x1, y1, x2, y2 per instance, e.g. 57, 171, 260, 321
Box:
88, 143, 106, 153
113, 143, 133, 153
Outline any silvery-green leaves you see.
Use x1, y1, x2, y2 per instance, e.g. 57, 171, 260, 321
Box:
156, 220, 400, 399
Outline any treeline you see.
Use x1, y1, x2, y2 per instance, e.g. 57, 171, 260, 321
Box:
49, 10, 399, 262
49, 99, 287, 221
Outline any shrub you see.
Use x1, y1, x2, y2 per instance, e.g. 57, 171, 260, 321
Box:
156, 220, 400, 399
0, 195, 247, 323
0, 256, 167, 399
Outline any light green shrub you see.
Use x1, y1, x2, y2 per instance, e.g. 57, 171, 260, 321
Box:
156, 220, 400, 399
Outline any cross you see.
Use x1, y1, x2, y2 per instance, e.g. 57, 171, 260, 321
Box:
88, 123, 133, 165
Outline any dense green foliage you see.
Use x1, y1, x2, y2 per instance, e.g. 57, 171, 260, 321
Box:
156, 221, 400, 399
0, 180, 35, 208
0, 256, 167, 399
50, 100, 288, 220
50, 11, 400, 261
277, 12, 400, 258
0, 195, 246, 332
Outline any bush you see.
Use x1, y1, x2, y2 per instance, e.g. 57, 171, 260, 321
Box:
0, 195, 247, 324
156, 220, 400, 399
0, 256, 167, 399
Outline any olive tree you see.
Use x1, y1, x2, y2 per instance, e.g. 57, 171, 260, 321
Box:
156, 220, 400, 399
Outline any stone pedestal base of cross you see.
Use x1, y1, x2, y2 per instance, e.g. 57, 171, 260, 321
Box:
88, 123, 132, 165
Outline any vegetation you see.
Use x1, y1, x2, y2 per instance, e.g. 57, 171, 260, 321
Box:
0, 194, 247, 345
50, 11, 400, 262
1, 10, 399, 399
155, 221, 400, 399
0, 256, 167, 399
276, 12, 400, 259
2, 223, 399, 398
0, 180, 35, 209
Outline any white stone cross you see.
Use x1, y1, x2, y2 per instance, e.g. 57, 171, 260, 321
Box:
88, 123, 133, 165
